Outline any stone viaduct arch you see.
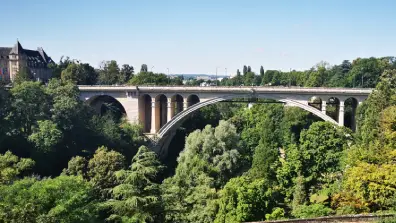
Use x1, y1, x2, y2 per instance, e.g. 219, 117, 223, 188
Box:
78, 86, 371, 156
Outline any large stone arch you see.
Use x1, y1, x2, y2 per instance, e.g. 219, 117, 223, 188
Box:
86, 94, 127, 119
158, 94, 337, 139
152, 93, 338, 157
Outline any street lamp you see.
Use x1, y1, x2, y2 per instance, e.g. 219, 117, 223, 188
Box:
151, 66, 154, 72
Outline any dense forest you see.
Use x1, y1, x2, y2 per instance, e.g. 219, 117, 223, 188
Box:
0, 57, 395, 223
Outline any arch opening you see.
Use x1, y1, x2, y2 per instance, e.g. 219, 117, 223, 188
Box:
171, 94, 184, 117
158, 94, 337, 139
88, 95, 126, 120
155, 94, 168, 132
308, 96, 322, 110
138, 94, 152, 133
157, 94, 338, 158
326, 97, 340, 122
187, 94, 200, 107
344, 97, 358, 131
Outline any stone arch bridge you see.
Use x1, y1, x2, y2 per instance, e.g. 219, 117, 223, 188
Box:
79, 86, 372, 156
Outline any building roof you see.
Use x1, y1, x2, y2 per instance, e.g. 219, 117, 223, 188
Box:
0, 47, 11, 57
10, 41, 23, 55
2, 41, 53, 66
25, 49, 47, 63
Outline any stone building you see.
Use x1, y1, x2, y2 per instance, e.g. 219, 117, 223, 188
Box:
0, 41, 53, 83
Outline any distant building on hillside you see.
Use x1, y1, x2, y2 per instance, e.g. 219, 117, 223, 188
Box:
196, 75, 210, 81
0, 41, 53, 83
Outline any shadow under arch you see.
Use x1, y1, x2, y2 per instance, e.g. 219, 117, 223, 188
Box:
171, 94, 184, 117
187, 94, 200, 107
155, 94, 168, 132
344, 97, 358, 131
86, 95, 126, 120
138, 94, 152, 133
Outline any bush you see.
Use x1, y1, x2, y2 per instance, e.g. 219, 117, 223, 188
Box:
292, 204, 334, 218
266, 207, 285, 220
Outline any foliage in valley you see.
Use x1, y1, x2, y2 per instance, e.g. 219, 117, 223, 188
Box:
0, 58, 395, 222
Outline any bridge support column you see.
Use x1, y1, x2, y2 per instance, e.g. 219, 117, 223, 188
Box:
321, 101, 327, 114
355, 101, 363, 131
150, 98, 157, 134
338, 100, 344, 126
183, 97, 188, 110
167, 98, 172, 123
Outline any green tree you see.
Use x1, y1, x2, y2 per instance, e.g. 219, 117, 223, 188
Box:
62, 156, 87, 177
87, 146, 126, 198
305, 64, 328, 87
162, 121, 241, 222
61, 63, 97, 85
347, 57, 389, 88
334, 76, 396, 213
297, 122, 349, 187
28, 120, 62, 153
48, 56, 73, 79
129, 72, 169, 85
244, 72, 256, 86
0, 151, 35, 184
248, 104, 284, 180
357, 72, 395, 145
14, 67, 33, 83
0, 86, 9, 146
0, 175, 99, 223
98, 60, 120, 85
106, 146, 164, 222
119, 64, 134, 83
243, 65, 247, 75
261, 70, 275, 85
215, 176, 278, 223
9, 81, 50, 136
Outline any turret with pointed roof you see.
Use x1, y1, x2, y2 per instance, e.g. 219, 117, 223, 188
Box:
9, 40, 23, 55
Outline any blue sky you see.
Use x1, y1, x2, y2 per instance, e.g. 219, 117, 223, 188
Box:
2, 0, 396, 75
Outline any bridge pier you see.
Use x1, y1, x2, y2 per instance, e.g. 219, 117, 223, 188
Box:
150, 98, 157, 134
183, 97, 188, 110
167, 98, 172, 123
321, 101, 327, 114
338, 100, 345, 126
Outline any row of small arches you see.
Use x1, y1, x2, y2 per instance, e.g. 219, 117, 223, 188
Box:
308, 96, 359, 130
138, 94, 200, 133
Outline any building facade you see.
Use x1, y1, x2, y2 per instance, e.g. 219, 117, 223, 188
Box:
0, 41, 53, 83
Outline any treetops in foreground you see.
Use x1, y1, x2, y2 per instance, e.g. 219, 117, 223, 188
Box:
47, 56, 396, 88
